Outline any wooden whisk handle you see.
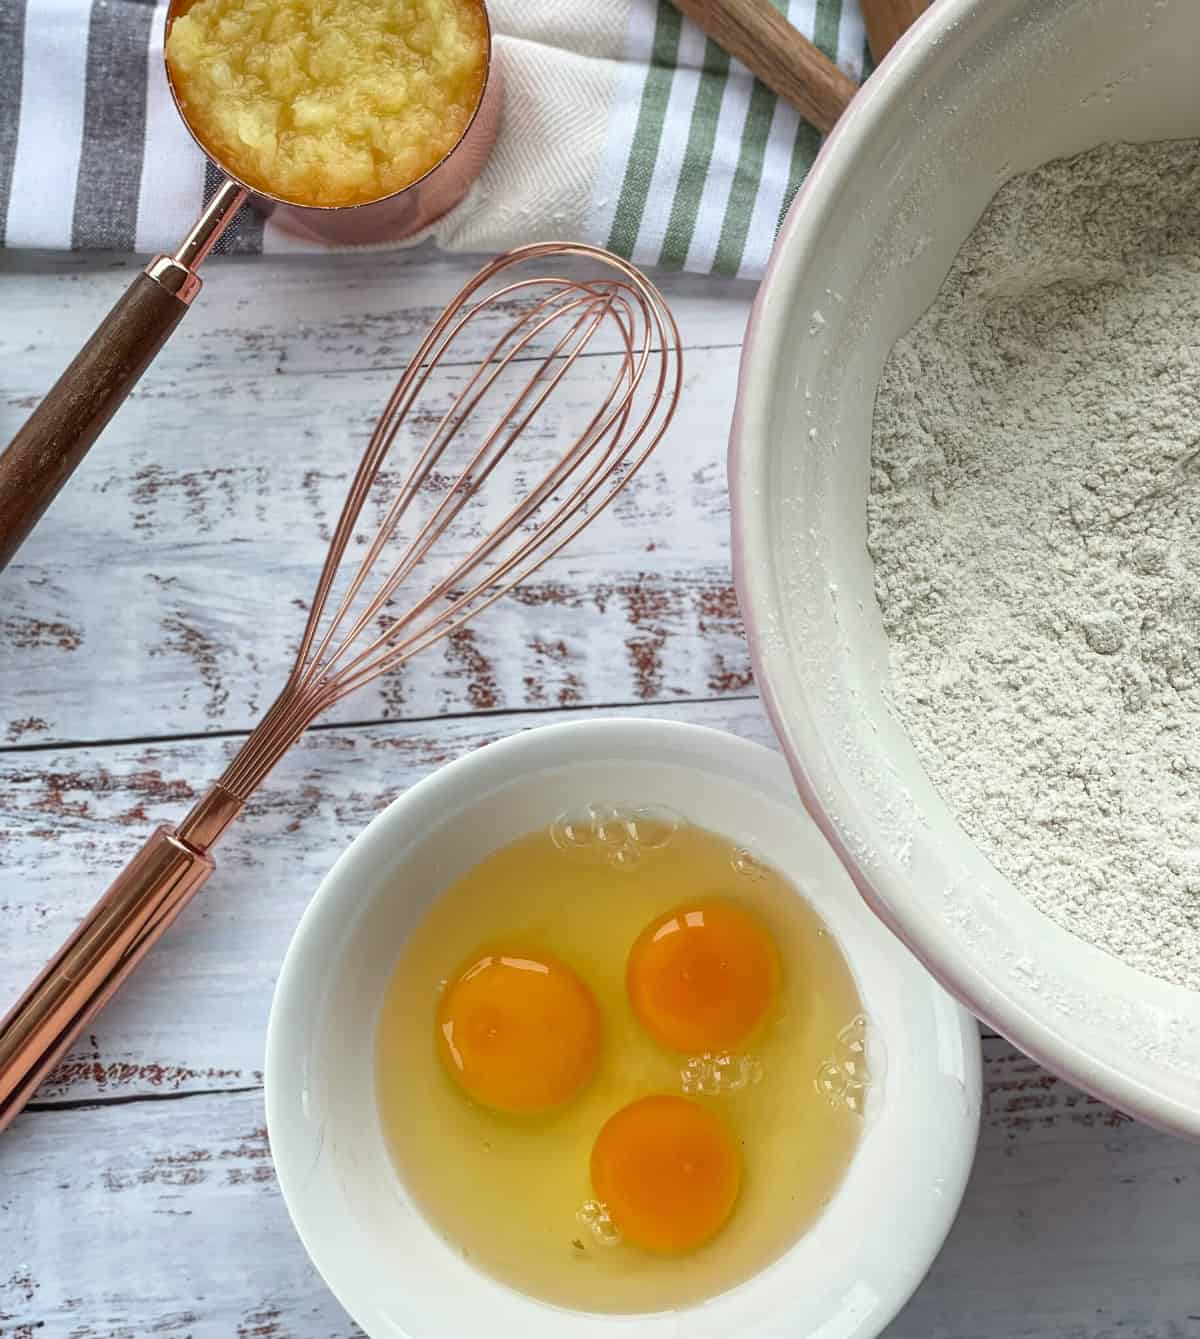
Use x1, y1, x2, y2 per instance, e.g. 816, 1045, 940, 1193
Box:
860, 0, 929, 61
670, 0, 856, 134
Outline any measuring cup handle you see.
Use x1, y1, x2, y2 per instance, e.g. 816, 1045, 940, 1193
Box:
0, 262, 196, 574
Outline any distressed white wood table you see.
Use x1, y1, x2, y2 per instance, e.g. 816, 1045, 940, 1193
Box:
1, 247, 1197, 1338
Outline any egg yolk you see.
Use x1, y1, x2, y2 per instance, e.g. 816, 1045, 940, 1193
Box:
436, 949, 601, 1114
626, 899, 780, 1053
590, 1095, 741, 1252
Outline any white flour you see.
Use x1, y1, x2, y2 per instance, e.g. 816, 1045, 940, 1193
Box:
868, 140, 1200, 990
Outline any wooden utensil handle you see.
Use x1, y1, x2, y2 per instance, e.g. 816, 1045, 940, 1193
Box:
671, 0, 856, 134
0, 268, 190, 574
860, 0, 928, 61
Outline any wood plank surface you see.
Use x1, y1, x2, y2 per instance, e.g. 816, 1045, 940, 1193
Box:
2, 698, 770, 1106
0, 252, 750, 746
0, 248, 747, 385
3, 246, 1197, 1339
3, 1041, 1196, 1339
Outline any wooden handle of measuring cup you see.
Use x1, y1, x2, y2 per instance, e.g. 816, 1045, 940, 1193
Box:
0, 266, 192, 574
670, 0, 857, 134
0, 826, 214, 1131
0, 180, 247, 576
859, 0, 928, 61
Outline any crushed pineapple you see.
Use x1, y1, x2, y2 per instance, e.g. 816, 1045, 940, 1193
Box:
166, 0, 488, 207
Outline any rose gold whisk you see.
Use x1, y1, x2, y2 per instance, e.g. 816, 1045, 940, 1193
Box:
0, 241, 681, 1132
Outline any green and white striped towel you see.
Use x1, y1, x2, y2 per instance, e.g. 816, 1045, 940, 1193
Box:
0, 0, 870, 278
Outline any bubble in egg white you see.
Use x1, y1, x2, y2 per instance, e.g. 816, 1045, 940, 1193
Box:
576, 1199, 622, 1246
731, 847, 767, 880
594, 808, 633, 848
607, 843, 642, 871
550, 803, 682, 870
838, 1014, 867, 1055
681, 1051, 764, 1096
814, 1013, 870, 1114
550, 814, 595, 850
627, 804, 681, 849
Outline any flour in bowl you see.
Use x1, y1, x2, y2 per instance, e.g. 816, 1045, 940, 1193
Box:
868, 140, 1200, 989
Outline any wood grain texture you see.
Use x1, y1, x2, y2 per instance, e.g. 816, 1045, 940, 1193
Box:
1, 698, 773, 1106
0, 251, 752, 747
859, 0, 927, 61
0, 248, 747, 385
0, 273, 188, 573
671, 0, 857, 133
2, 1041, 1197, 1338
2, 247, 1193, 1339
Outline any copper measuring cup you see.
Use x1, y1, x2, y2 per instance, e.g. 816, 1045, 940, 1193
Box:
0, 0, 501, 573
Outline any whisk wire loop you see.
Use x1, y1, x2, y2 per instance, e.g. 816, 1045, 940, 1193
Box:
213, 243, 680, 803
300, 285, 621, 693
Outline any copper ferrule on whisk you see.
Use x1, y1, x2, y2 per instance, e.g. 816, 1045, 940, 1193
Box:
0, 683, 320, 1131
0, 826, 214, 1129
0, 721, 296, 1131
0, 773, 252, 1131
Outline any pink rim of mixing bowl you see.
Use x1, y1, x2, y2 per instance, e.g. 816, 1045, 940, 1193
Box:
727, 0, 1200, 1138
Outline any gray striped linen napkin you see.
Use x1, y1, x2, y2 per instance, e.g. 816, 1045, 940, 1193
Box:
0, 0, 871, 280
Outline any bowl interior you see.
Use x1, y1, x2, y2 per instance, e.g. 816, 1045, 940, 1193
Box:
733, 0, 1200, 1132
266, 721, 979, 1339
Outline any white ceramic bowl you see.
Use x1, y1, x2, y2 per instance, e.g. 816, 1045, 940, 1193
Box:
731, 0, 1200, 1135
266, 719, 979, 1338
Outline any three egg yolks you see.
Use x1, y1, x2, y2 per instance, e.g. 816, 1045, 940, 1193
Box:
435, 899, 779, 1253
436, 951, 602, 1114
626, 898, 781, 1053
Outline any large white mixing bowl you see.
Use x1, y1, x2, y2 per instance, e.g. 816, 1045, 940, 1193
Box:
731, 0, 1200, 1136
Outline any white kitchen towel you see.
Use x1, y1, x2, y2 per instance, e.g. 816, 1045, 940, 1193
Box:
0, 0, 871, 279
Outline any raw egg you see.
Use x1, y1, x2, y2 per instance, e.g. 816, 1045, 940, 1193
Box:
377, 816, 866, 1313
590, 1094, 740, 1252
436, 949, 601, 1114
627, 898, 780, 1052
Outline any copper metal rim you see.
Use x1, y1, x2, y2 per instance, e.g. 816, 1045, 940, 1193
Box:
162, 0, 501, 245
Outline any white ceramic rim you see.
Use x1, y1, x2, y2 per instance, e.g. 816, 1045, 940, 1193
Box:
728, 0, 1200, 1137
265, 717, 981, 1338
